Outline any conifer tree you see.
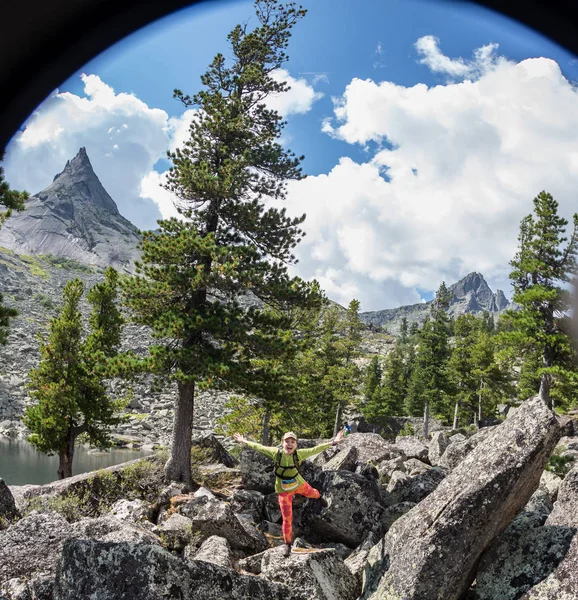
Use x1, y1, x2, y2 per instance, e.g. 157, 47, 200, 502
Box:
0, 153, 28, 344
362, 356, 382, 405
121, 0, 320, 487
406, 282, 452, 436
24, 268, 124, 479
499, 191, 578, 409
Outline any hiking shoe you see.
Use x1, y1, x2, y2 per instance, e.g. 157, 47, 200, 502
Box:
319, 496, 329, 508
281, 543, 291, 557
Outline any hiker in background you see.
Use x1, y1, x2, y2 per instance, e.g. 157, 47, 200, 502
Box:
233, 429, 346, 557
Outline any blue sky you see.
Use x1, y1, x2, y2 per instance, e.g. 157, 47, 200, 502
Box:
5, 0, 578, 310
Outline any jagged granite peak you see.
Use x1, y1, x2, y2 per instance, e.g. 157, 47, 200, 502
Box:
0, 148, 140, 272
360, 272, 510, 334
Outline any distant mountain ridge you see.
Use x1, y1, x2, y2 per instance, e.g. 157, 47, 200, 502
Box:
0, 148, 140, 272
360, 272, 510, 334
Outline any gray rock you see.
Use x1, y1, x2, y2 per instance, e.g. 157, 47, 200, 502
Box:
323, 445, 358, 471
0, 512, 71, 581
539, 470, 563, 502
262, 546, 360, 600
394, 436, 429, 461
191, 434, 238, 468
428, 431, 450, 466
520, 464, 578, 599
337, 433, 403, 465
386, 467, 446, 505
153, 512, 195, 551
0, 478, 19, 526
53, 540, 302, 600
179, 495, 267, 552
307, 470, 385, 547
229, 488, 265, 523
403, 458, 432, 475
188, 535, 233, 568
440, 426, 497, 470
361, 395, 561, 600
110, 498, 152, 523
473, 489, 570, 600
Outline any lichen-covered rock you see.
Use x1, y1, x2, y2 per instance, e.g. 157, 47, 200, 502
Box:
473, 490, 571, 600
520, 464, 578, 599
262, 546, 359, 600
229, 489, 265, 523
153, 513, 195, 550
54, 540, 303, 600
192, 434, 238, 468
110, 498, 152, 523
362, 395, 560, 600
188, 535, 233, 568
386, 467, 445, 505
179, 495, 267, 551
376, 457, 405, 480
428, 431, 450, 466
539, 470, 563, 502
70, 515, 161, 545
307, 470, 384, 547
394, 436, 429, 462
439, 426, 497, 470
0, 512, 72, 580
0, 478, 19, 527
338, 433, 403, 465
0, 572, 53, 600
322, 446, 358, 472
403, 458, 432, 476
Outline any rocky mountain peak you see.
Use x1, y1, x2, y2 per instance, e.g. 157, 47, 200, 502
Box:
360, 271, 511, 334
47, 147, 120, 215
0, 148, 140, 271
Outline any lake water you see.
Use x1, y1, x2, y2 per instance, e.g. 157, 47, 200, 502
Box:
0, 438, 154, 485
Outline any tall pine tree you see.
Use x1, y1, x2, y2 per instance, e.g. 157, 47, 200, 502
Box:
122, 1, 320, 488
499, 191, 578, 410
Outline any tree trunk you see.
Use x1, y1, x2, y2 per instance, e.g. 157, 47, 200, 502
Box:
423, 400, 430, 439
452, 399, 460, 431
539, 343, 553, 408
57, 431, 75, 479
164, 381, 195, 491
333, 402, 343, 438
478, 378, 484, 425
261, 409, 271, 445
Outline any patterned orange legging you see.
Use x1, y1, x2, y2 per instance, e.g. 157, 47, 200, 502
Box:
278, 481, 320, 544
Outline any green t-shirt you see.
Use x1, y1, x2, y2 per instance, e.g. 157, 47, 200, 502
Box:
244, 440, 332, 494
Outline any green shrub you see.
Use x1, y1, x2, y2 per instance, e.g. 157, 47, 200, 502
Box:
398, 422, 415, 437
546, 453, 575, 478
33, 293, 54, 309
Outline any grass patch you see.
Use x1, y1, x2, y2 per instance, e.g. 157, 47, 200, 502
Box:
39, 254, 94, 273
20, 254, 50, 279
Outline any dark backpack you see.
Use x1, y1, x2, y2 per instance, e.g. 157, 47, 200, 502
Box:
274, 448, 301, 479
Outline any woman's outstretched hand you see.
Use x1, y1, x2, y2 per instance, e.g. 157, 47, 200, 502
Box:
233, 433, 246, 444
333, 429, 346, 444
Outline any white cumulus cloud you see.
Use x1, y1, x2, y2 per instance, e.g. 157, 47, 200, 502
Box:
294, 46, 578, 310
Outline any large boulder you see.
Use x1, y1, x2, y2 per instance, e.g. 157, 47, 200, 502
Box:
472, 490, 572, 600
0, 512, 72, 581
229, 489, 265, 523
361, 395, 561, 600
261, 546, 360, 600
394, 436, 429, 462
519, 464, 578, 599
188, 535, 234, 569
306, 470, 385, 547
179, 495, 268, 552
439, 426, 497, 470
428, 431, 450, 466
0, 478, 19, 526
386, 467, 446, 505
322, 446, 358, 472
339, 433, 404, 465
53, 540, 303, 600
